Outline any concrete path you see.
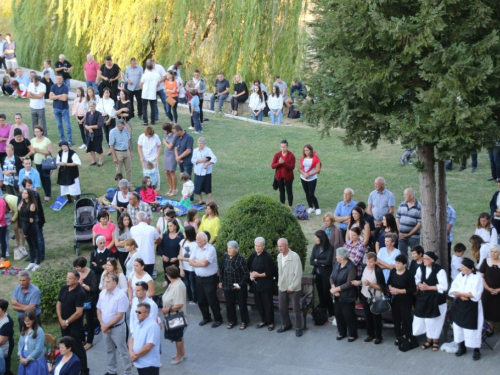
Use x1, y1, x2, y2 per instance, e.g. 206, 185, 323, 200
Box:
87, 304, 500, 375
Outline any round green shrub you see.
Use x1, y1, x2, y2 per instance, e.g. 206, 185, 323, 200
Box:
31, 259, 74, 323
217, 194, 308, 267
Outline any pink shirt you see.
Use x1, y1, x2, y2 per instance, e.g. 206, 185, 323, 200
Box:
84, 61, 100, 82
93, 222, 117, 253
0, 198, 6, 227
7, 124, 30, 144
0, 124, 12, 153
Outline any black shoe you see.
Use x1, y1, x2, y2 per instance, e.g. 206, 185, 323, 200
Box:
198, 319, 212, 326
455, 341, 467, 357
488, 176, 495, 181
473, 349, 481, 360
296, 329, 303, 337
211, 321, 223, 328
277, 325, 292, 333
457, 165, 466, 172
347, 336, 358, 342
471, 167, 477, 173
374, 338, 383, 345
142, 122, 148, 126
204, 118, 210, 122
336, 335, 345, 341
364, 336, 374, 343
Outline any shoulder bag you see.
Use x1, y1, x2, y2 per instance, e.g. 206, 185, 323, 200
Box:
163, 310, 188, 339
368, 285, 391, 315
42, 152, 58, 171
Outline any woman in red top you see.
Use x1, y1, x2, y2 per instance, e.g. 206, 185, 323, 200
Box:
298, 144, 322, 215
271, 140, 296, 209
164, 70, 179, 123
92, 209, 117, 253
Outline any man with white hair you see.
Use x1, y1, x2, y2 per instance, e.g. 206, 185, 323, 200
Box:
189, 232, 223, 328
49, 74, 73, 145
396, 188, 422, 259
191, 137, 217, 205
54, 54, 74, 90
27, 75, 47, 135
334, 188, 357, 240
130, 211, 160, 276
276, 238, 304, 337
367, 177, 395, 228
83, 53, 99, 93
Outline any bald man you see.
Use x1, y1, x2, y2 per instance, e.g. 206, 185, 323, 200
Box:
367, 177, 395, 228
84, 53, 99, 93
54, 54, 74, 90
396, 188, 422, 260
334, 188, 357, 240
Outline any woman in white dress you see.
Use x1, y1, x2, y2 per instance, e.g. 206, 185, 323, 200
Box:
56, 141, 81, 201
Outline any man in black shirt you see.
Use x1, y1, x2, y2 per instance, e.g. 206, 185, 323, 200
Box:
356, 201, 376, 252
209, 73, 230, 112
56, 270, 89, 375
54, 54, 73, 91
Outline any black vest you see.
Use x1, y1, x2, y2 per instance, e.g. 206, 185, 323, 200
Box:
57, 149, 79, 186
414, 263, 447, 318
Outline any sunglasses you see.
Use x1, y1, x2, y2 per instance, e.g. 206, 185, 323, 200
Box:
135, 310, 145, 314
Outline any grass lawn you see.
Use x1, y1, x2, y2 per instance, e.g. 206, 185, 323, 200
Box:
0, 95, 493, 361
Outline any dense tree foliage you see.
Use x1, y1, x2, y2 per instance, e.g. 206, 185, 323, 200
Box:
12, 0, 307, 86
304, 0, 500, 267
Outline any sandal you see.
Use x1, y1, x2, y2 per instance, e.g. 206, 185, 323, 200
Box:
89, 162, 96, 166
226, 322, 236, 330
432, 342, 440, 351
172, 189, 178, 195
239, 322, 247, 330
256, 322, 267, 329
268, 324, 275, 331
198, 201, 206, 206
421, 341, 432, 350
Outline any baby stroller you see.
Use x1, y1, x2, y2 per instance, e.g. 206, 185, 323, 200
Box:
73, 193, 98, 255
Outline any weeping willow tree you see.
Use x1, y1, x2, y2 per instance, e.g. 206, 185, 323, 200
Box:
12, 0, 307, 87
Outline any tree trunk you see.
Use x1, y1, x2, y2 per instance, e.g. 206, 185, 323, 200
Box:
417, 145, 439, 254
436, 160, 449, 273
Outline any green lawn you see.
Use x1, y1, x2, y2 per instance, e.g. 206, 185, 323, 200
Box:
0, 94, 493, 334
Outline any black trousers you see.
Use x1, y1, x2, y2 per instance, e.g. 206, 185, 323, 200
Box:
315, 274, 334, 316
83, 305, 96, 344
361, 294, 382, 339
254, 288, 275, 324
128, 89, 142, 116
144, 264, 154, 277
196, 274, 223, 322
116, 251, 128, 277
334, 299, 357, 338
103, 118, 116, 145
277, 179, 293, 206
142, 99, 156, 125
224, 288, 250, 324
61, 323, 89, 374
22, 222, 41, 265
0, 226, 7, 258
391, 297, 413, 338
301, 178, 319, 209
230, 97, 247, 111
77, 115, 86, 144
137, 366, 160, 375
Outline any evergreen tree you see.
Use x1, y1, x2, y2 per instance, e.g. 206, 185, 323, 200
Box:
304, 0, 500, 268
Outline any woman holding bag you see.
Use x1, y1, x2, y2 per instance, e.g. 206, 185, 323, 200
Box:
31, 125, 52, 202
299, 144, 321, 215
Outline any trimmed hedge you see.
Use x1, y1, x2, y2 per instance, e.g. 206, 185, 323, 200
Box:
32, 259, 74, 323
217, 195, 308, 267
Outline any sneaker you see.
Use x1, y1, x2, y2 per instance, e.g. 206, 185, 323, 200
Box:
189, 301, 197, 305
193, 131, 199, 134
315, 209, 322, 215
32, 264, 40, 271
471, 167, 477, 173
78, 144, 87, 149
5, 251, 9, 257
399, 157, 405, 166
25, 263, 36, 270
142, 122, 148, 126
188, 126, 195, 130
407, 159, 413, 165
306, 208, 314, 214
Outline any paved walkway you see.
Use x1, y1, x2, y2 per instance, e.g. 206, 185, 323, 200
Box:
87, 304, 500, 375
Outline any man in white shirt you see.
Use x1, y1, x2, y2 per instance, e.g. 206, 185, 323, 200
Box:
96, 274, 131, 375
129, 281, 158, 336
147, 58, 167, 123
27, 76, 47, 135
130, 211, 160, 276
189, 232, 223, 327
140, 61, 160, 126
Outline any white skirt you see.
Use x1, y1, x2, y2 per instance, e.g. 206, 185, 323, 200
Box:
60, 177, 81, 196
413, 303, 447, 339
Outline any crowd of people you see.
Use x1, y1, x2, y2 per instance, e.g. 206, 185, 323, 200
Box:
1, 35, 500, 374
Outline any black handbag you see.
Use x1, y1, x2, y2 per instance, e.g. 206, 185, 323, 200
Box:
368, 286, 391, 315
398, 334, 419, 352
272, 178, 278, 190
41, 152, 58, 171
163, 310, 188, 338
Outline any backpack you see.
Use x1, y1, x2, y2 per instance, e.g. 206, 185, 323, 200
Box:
312, 306, 329, 326
294, 204, 308, 220
103, 188, 118, 205
288, 104, 300, 119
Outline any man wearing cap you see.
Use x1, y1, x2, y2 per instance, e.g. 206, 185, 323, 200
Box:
109, 119, 132, 184
448, 257, 484, 360
413, 251, 448, 351
27, 76, 47, 135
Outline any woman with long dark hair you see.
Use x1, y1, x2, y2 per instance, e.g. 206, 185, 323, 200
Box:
72, 87, 87, 149
310, 229, 334, 317
164, 70, 179, 123
375, 213, 399, 252
248, 84, 265, 121
18, 189, 41, 271
299, 144, 321, 216
17, 310, 49, 374
178, 225, 198, 304
345, 206, 371, 247
114, 213, 133, 273
158, 219, 184, 288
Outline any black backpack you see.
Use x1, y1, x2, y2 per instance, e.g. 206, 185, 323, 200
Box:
288, 104, 300, 119
312, 306, 328, 326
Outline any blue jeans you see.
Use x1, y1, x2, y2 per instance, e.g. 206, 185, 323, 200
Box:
63, 78, 71, 91
251, 110, 263, 121
85, 80, 98, 93
166, 96, 178, 123
183, 269, 198, 302
38, 225, 45, 261
36, 164, 51, 199
270, 109, 283, 125
53, 108, 73, 143
193, 111, 202, 132
154, 89, 168, 120
210, 93, 228, 111
489, 146, 500, 179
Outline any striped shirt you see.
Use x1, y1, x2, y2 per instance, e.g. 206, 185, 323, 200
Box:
344, 240, 366, 277
396, 200, 422, 237
109, 127, 130, 151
